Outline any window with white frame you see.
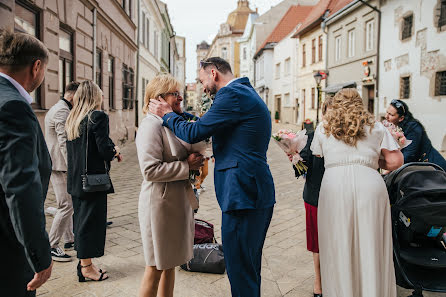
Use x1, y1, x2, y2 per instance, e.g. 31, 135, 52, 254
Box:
221, 47, 228, 60
285, 93, 291, 106
284, 58, 291, 76
259, 56, 264, 80
335, 35, 341, 61
141, 11, 145, 44
366, 20, 374, 51
275, 63, 281, 79
348, 29, 355, 57
146, 18, 150, 49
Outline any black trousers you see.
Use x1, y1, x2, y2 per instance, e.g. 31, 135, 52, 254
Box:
72, 192, 107, 259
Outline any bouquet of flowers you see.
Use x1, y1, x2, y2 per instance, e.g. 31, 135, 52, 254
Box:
272, 129, 308, 175
176, 116, 213, 185
382, 120, 412, 149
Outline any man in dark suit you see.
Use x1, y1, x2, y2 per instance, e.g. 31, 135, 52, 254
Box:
149, 57, 275, 297
0, 30, 53, 296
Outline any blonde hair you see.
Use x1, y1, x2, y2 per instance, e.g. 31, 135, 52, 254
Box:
321, 95, 334, 116
323, 88, 375, 146
143, 74, 182, 114
66, 80, 103, 140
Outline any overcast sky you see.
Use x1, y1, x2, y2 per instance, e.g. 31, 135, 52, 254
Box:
163, 0, 285, 83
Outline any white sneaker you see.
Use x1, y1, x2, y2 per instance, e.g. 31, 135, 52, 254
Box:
51, 246, 72, 262
200, 185, 206, 191
45, 207, 57, 216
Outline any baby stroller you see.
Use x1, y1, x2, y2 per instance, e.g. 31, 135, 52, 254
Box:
385, 162, 446, 297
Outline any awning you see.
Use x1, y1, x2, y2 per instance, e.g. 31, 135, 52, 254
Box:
322, 81, 357, 94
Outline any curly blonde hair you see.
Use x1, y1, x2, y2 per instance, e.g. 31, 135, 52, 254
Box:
323, 88, 375, 146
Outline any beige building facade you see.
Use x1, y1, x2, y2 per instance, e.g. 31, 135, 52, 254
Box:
2, 0, 138, 143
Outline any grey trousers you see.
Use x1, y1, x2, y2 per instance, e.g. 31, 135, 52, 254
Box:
48, 171, 74, 247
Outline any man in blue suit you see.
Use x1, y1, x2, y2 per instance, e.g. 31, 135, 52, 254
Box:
149, 57, 275, 297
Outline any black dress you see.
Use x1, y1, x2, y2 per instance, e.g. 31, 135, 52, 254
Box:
67, 111, 116, 259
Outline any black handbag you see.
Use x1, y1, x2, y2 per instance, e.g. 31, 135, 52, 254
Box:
81, 113, 111, 192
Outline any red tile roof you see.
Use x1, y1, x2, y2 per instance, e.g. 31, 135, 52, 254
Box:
255, 5, 314, 57
292, 0, 355, 38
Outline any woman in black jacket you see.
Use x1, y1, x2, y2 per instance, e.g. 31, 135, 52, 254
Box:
292, 97, 333, 297
385, 99, 446, 171
66, 80, 122, 282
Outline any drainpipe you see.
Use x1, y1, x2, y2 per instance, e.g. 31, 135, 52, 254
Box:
358, 0, 381, 118
136, 0, 141, 127
92, 8, 97, 83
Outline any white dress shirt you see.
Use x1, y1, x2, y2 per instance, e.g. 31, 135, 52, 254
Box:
225, 77, 242, 87
0, 72, 34, 104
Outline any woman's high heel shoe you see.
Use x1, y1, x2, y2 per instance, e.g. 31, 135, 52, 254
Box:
77, 262, 108, 282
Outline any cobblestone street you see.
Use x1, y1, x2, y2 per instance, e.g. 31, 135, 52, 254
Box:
39, 123, 445, 297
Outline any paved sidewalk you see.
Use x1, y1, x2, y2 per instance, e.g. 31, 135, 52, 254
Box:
38, 123, 445, 297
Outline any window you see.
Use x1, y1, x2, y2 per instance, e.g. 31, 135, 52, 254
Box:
301, 89, 306, 108
121, 0, 131, 17
402, 14, 413, 40
285, 93, 290, 106
435, 71, 446, 96
146, 18, 150, 49
284, 58, 291, 76
400, 76, 410, 99
439, 0, 446, 28
311, 39, 316, 63
335, 35, 341, 61
14, 2, 41, 106
141, 12, 145, 44
311, 88, 315, 109
59, 28, 73, 97
122, 64, 134, 109
318, 35, 323, 61
95, 49, 102, 89
275, 63, 280, 79
348, 29, 355, 57
108, 56, 115, 109
154, 30, 158, 58
365, 20, 375, 51
259, 56, 264, 80
221, 47, 228, 60
141, 78, 146, 108
302, 44, 306, 67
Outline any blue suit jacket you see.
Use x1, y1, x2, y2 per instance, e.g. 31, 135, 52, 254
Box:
163, 77, 275, 212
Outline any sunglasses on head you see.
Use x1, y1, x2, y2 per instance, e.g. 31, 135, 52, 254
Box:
391, 99, 406, 115
200, 60, 220, 70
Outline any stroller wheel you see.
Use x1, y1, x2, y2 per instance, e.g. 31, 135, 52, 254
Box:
409, 289, 423, 297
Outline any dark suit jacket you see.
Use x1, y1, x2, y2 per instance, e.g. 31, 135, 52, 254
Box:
401, 120, 446, 171
163, 77, 275, 212
0, 76, 52, 296
67, 111, 116, 197
293, 131, 325, 207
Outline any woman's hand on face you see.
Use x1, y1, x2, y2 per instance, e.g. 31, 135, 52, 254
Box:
187, 153, 204, 171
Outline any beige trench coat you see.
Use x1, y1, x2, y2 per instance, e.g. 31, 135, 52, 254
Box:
135, 113, 196, 269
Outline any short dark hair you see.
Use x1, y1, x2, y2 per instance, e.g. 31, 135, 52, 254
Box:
0, 29, 49, 71
200, 57, 232, 74
65, 81, 80, 93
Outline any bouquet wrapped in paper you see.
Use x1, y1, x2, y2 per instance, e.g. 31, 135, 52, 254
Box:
382, 120, 412, 149
176, 136, 212, 185
272, 129, 308, 175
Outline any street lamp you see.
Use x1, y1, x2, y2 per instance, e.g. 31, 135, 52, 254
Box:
313, 71, 323, 125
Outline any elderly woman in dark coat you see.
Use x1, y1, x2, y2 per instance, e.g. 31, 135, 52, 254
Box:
385, 99, 446, 171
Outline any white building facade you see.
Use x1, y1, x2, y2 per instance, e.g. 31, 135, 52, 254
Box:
378, 0, 446, 150
272, 33, 300, 124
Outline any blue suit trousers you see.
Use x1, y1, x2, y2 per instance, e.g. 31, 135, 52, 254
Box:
221, 207, 274, 297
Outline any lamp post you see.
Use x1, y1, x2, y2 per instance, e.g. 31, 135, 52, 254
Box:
313, 71, 322, 125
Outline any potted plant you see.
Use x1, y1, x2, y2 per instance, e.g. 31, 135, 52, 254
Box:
274, 111, 280, 123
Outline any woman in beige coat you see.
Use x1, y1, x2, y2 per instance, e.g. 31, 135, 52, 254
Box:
136, 74, 203, 297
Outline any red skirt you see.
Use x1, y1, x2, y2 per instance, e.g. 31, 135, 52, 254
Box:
305, 202, 319, 253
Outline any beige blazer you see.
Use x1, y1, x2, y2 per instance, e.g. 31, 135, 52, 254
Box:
44, 100, 70, 171
136, 113, 196, 269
